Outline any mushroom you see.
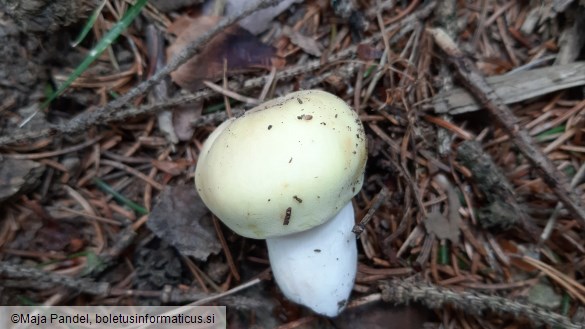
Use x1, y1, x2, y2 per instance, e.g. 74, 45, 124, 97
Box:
195, 90, 367, 316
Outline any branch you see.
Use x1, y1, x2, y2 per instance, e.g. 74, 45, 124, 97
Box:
428, 27, 585, 231
0, 1, 438, 146
0, 261, 262, 306
380, 279, 581, 329
433, 62, 585, 115
0, 262, 110, 295
0, 0, 280, 146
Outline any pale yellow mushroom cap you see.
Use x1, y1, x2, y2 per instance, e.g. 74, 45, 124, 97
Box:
195, 90, 367, 239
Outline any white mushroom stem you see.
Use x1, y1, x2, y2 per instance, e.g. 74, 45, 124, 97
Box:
266, 202, 357, 317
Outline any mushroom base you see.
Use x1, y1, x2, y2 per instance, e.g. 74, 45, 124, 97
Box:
266, 202, 358, 317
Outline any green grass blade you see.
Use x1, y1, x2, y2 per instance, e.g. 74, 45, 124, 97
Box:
560, 292, 570, 315
203, 99, 238, 114
71, 0, 108, 48
535, 125, 566, 142
438, 242, 450, 265
363, 64, 378, 79
43, 0, 149, 108
93, 177, 148, 215
17, 296, 38, 306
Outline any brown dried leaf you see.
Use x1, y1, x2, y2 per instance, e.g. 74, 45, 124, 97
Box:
151, 159, 192, 176
167, 16, 283, 92
33, 218, 84, 252
498, 239, 537, 272
147, 185, 221, 261
357, 43, 383, 61
477, 57, 514, 76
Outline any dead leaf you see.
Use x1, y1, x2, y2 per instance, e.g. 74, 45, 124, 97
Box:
498, 239, 537, 272
477, 57, 514, 76
33, 218, 84, 252
157, 110, 178, 144
225, 0, 303, 35
173, 102, 203, 141
283, 26, 322, 57
147, 185, 221, 261
528, 280, 562, 309
357, 43, 383, 61
151, 159, 193, 176
424, 176, 461, 243
167, 16, 283, 92
424, 210, 460, 242
0, 159, 45, 203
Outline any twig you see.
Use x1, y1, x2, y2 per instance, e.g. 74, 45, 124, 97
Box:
432, 62, 585, 115
0, 261, 262, 306
379, 279, 583, 329
353, 187, 389, 235
519, 256, 585, 304
456, 140, 537, 236
433, 0, 458, 156
0, 262, 110, 295
368, 123, 426, 216
99, 159, 164, 191
192, 108, 245, 127
414, 233, 434, 268
63, 185, 105, 253
146, 24, 177, 145
540, 163, 585, 243
428, 27, 585, 230
189, 278, 262, 306
212, 216, 240, 282
0, 1, 437, 146
203, 80, 260, 105
422, 114, 474, 140
55, 207, 123, 226
80, 0, 279, 123
384, 0, 420, 25
0, 0, 280, 146
97, 225, 137, 266
0, 135, 103, 159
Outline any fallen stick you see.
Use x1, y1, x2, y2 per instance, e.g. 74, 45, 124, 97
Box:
379, 279, 582, 329
433, 61, 585, 115
428, 27, 585, 230
0, 2, 438, 146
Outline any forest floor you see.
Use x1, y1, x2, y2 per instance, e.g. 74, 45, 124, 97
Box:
1, 0, 585, 328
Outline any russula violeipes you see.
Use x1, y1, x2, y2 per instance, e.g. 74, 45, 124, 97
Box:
195, 89, 367, 316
